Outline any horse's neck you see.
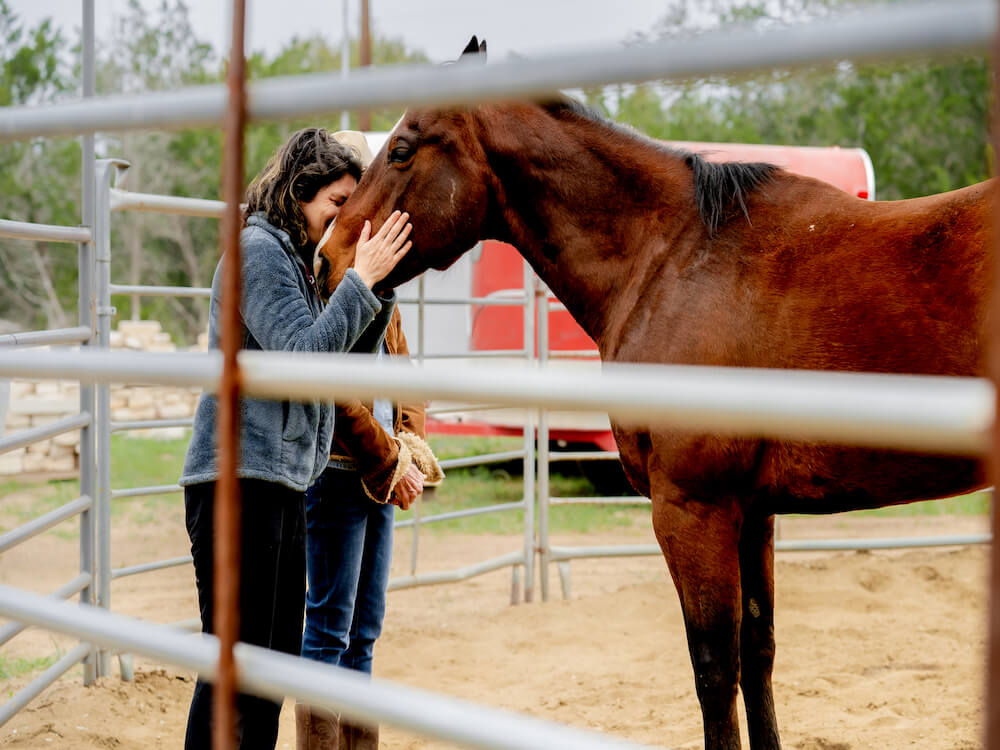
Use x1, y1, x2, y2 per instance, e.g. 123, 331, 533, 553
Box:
479, 106, 697, 349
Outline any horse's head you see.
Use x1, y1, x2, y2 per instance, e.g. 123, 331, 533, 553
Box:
320, 37, 491, 291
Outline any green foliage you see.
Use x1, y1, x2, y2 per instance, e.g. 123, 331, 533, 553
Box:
0, 0, 991, 337
0, 1, 79, 330
0, 651, 58, 680
606, 0, 991, 201
625, 56, 990, 201
852, 489, 992, 517
415, 463, 651, 535
4, 434, 988, 541
0, 0, 427, 341
0, 0, 68, 106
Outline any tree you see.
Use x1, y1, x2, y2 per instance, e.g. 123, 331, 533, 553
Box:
605, 0, 991, 200
0, 0, 78, 330
1, 0, 431, 342
95, 1, 221, 337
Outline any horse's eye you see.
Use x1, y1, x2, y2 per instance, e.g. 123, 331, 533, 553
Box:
389, 144, 412, 164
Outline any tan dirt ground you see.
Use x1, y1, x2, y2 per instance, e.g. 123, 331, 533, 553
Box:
0, 505, 989, 750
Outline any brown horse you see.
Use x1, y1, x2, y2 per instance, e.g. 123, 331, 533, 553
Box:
321, 38, 994, 750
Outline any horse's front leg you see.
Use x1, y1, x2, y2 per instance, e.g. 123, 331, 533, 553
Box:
739, 510, 781, 750
653, 493, 743, 750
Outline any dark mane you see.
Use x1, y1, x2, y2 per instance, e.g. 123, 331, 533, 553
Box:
681, 153, 777, 236
543, 97, 777, 236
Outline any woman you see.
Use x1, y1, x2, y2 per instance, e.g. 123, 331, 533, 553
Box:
178, 127, 412, 750
296, 131, 443, 750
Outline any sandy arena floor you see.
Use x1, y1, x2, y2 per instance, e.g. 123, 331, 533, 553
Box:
0, 505, 989, 749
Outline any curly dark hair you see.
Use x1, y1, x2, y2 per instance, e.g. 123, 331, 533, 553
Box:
243, 127, 364, 248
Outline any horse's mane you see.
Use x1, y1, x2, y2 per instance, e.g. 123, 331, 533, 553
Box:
543, 98, 777, 236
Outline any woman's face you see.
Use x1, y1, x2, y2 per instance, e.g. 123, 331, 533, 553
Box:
299, 173, 359, 246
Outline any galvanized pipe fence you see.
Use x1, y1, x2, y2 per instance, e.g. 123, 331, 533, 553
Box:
0, 0, 99, 721
0, 0, 996, 747
99, 168, 541, 603
0, 1, 993, 143
531, 292, 996, 601
0, 584, 650, 750
16, 156, 994, 609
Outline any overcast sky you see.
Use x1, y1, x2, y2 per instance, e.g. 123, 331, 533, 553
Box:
12, 1, 676, 65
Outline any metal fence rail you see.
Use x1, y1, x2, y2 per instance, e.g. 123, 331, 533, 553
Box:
531, 290, 994, 598
0, 1, 991, 142
0, 413, 91, 455
0, 219, 92, 244
105, 175, 540, 601
0, 585, 654, 750
110, 417, 193, 432
0, 573, 92, 649
0, 326, 93, 347
111, 484, 181, 499
75, 173, 542, 618
111, 556, 193, 580
110, 187, 226, 217
0, 347, 991, 454
0, 643, 92, 727
394, 501, 526, 529
110, 283, 211, 298
547, 532, 994, 599
0, 496, 92, 555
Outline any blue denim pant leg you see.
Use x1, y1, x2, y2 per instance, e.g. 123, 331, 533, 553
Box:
302, 467, 395, 674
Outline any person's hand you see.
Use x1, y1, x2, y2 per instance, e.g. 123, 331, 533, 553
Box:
353, 211, 412, 288
392, 463, 425, 510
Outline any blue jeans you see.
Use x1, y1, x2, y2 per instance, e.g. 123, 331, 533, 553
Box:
302, 467, 395, 674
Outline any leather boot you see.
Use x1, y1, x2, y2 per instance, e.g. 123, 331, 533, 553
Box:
340, 719, 379, 750
295, 702, 341, 750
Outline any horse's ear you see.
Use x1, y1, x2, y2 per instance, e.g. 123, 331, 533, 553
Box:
459, 36, 487, 63
461, 36, 480, 56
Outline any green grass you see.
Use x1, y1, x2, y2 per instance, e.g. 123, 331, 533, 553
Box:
411, 435, 651, 534
429, 435, 527, 461
0, 434, 190, 537
0, 651, 58, 680
410, 463, 651, 535
107, 434, 190, 523
0, 433, 989, 538
850, 489, 991, 517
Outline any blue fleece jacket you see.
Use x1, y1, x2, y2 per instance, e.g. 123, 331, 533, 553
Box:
180, 212, 395, 492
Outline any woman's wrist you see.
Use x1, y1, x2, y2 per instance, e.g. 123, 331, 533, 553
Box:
353, 266, 375, 289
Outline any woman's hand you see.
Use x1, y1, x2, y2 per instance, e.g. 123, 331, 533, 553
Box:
392, 463, 425, 510
353, 211, 412, 289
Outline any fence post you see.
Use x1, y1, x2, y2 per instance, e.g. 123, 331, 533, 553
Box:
986, 9, 1000, 748
536, 282, 551, 602
522, 263, 536, 602
411, 276, 425, 577
93, 158, 130, 678
78, 0, 98, 688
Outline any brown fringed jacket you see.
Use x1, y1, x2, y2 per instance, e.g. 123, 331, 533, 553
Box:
328, 306, 444, 504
